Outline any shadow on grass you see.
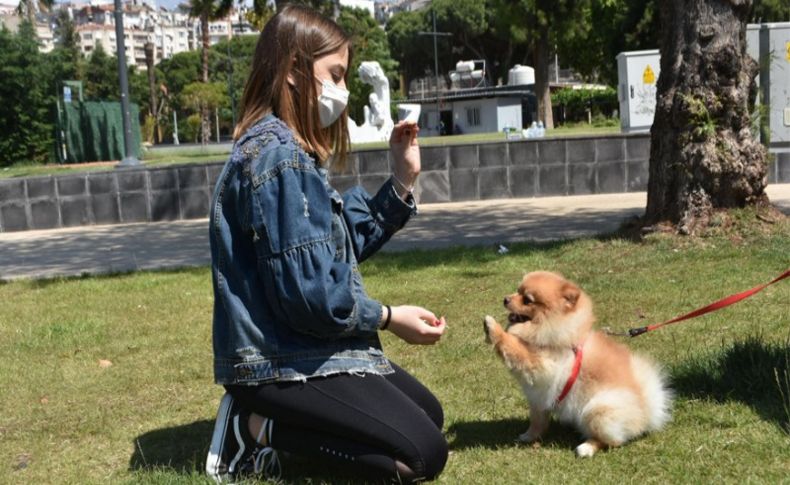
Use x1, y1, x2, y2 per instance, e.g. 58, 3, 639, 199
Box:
130, 421, 387, 484
671, 335, 790, 433
447, 418, 581, 451
130, 419, 214, 474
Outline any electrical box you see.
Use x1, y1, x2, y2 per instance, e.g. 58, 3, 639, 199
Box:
616, 25, 790, 151
759, 22, 790, 152
616, 50, 660, 133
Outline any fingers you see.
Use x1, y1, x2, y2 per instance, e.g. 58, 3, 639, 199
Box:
416, 314, 446, 345
391, 121, 419, 144
417, 308, 437, 323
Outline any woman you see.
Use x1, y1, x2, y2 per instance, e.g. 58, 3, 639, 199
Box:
205, 5, 448, 483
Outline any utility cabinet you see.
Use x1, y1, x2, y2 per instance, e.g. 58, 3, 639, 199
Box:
758, 22, 790, 152
616, 24, 790, 152
616, 50, 660, 133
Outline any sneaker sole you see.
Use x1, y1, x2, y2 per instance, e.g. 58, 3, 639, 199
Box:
205, 393, 234, 482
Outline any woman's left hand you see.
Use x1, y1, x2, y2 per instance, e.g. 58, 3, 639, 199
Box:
389, 121, 420, 194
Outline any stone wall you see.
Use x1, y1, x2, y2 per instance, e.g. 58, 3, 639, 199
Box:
336, 134, 653, 203
1, 133, 788, 233
0, 164, 223, 232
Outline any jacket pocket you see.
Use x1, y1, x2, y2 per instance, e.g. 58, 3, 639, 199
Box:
251, 163, 333, 257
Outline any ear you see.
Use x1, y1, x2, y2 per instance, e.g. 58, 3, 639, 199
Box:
561, 282, 580, 309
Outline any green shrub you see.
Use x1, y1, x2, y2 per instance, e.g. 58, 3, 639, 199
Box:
552, 87, 618, 124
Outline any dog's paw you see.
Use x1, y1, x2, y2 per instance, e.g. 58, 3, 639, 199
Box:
483, 315, 502, 343
575, 442, 597, 458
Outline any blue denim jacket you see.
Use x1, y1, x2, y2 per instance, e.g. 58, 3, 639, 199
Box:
210, 114, 416, 385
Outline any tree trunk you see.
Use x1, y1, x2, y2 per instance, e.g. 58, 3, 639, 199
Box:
201, 13, 210, 145
534, 28, 554, 129
25, 0, 35, 24
645, 0, 767, 234
144, 42, 158, 144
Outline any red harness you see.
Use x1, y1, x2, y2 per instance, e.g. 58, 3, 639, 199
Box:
555, 339, 585, 406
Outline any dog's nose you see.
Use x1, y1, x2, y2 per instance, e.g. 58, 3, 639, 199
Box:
503, 297, 510, 307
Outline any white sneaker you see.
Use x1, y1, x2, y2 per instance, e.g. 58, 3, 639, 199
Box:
205, 393, 281, 482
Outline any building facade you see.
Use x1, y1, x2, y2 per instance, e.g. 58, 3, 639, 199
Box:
0, 0, 256, 69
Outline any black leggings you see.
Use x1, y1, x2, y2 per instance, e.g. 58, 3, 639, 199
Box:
225, 362, 448, 483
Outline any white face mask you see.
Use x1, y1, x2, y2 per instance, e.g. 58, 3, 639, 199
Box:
317, 78, 349, 128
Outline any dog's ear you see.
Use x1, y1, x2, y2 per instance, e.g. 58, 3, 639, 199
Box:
561, 282, 580, 309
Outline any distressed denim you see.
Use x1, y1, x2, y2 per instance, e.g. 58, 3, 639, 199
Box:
210, 114, 416, 384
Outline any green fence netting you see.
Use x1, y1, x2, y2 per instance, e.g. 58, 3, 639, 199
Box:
56, 101, 142, 164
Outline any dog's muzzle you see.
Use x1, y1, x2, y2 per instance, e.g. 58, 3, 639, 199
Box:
508, 313, 530, 324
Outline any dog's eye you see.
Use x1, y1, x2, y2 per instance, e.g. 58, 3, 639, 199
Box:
522, 294, 534, 304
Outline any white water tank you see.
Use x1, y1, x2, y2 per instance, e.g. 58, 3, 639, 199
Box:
508, 65, 535, 85
455, 60, 475, 72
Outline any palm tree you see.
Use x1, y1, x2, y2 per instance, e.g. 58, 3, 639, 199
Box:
19, 0, 54, 24
188, 0, 233, 143
188, 0, 234, 83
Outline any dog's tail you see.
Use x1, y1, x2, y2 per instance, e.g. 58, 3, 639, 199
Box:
632, 354, 673, 431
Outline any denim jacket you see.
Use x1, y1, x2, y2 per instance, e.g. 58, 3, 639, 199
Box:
210, 114, 416, 385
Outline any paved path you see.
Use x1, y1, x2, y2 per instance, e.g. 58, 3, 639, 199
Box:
2, 185, 788, 281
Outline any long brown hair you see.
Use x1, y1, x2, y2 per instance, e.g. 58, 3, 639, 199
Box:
233, 5, 352, 168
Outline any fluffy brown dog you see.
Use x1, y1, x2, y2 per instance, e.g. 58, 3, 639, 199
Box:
483, 271, 672, 457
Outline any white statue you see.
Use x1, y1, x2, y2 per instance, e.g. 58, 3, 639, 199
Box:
348, 61, 394, 144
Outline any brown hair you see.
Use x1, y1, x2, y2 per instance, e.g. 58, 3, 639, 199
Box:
233, 5, 352, 168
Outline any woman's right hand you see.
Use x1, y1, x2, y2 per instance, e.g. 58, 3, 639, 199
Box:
386, 305, 446, 345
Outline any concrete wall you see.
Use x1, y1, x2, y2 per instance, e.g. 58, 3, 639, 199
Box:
332, 133, 656, 203
0, 164, 222, 233
1, 133, 789, 233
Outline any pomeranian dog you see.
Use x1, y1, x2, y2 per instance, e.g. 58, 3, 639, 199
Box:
483, 271, 672, 457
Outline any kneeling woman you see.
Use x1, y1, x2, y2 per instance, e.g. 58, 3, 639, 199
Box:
205, 4, 448, 483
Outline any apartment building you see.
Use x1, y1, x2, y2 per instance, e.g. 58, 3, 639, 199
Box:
68, 1, 254, 69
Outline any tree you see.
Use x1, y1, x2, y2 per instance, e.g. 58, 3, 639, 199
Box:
188, 0, 233, 143
644, 0, 767, 235
272, 0, 338, 17
157, 36, 256, 140
247, 0, 276, 30
750, 0, 790, 21
84, 43, 119, 100
560, 0, 660, 86
387, 1, 531, 98
385, 9, 431, 92
337, 7, 399, 124
18, 0, 54, 24
390, 0, 598, 125
180, 81, 229, 142
507, 0, 591, 129
157, 49, 202, 111
50, 9, 83, 83
567, 0, 790, 87
0, 22, 53, 165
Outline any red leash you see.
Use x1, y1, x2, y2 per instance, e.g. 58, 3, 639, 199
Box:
627, 268, 790, 337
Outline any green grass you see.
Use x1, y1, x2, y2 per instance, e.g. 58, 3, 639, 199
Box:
1, 211, 789, 484
0, 125, 622, 180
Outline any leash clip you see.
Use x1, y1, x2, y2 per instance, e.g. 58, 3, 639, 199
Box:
601, 327, 631, 338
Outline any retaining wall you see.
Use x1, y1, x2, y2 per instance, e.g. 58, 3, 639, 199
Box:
1, 133, 788, 233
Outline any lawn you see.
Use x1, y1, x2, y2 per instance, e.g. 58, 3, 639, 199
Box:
0, 125, 622, 180
1, 210, 788, 484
